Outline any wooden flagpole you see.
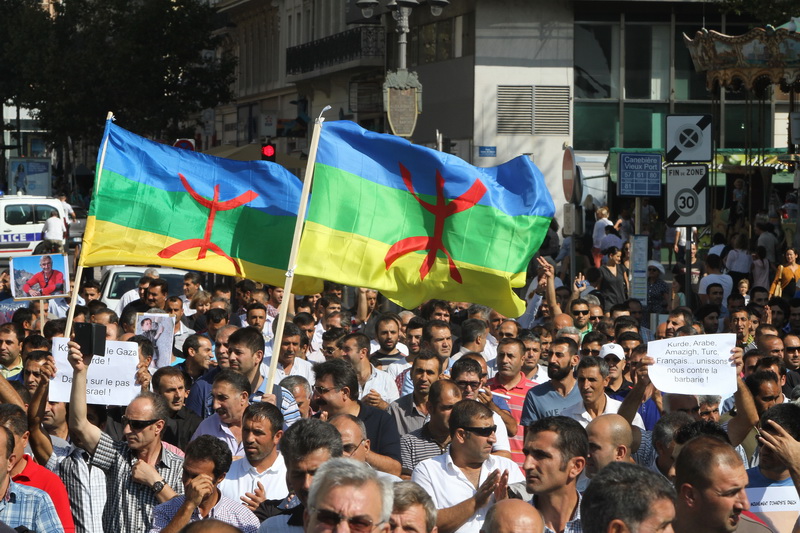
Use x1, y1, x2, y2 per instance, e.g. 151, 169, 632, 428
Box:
264, 106, 331, 394
64, 111, 114, 339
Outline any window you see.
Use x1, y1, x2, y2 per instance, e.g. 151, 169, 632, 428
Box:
4, 205, 33, 226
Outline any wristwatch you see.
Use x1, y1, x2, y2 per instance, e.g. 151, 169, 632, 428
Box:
152, 480, 166, 494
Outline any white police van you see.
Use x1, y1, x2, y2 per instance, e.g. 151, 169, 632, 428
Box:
0, 195, 67, 258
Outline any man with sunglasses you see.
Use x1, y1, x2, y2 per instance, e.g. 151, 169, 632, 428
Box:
569, 299, 592, 338
330, 414, 401, 482
578, 331, 605, 359
67, 341, 185, 533
412, 400, 524, 533
305, 458, 392, 533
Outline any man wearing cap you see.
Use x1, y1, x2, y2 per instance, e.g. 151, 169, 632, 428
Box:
600, 343, 632, 398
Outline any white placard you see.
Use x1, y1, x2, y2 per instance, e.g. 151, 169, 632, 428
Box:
746, 485, 800, 533
50, 337, 141, 405
647, 334, 737, 396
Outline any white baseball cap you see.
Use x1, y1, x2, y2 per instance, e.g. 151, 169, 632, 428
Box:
599, 343, 625, 360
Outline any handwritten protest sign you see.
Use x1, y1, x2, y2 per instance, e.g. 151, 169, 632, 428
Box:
746, 485, 800, 533
648, 333, 737, 396
50, 337, 140, 405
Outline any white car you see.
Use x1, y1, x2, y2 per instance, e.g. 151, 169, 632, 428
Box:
99, 266, 189, 311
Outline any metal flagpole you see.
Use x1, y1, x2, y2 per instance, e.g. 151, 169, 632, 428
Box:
264, 106, 331, 394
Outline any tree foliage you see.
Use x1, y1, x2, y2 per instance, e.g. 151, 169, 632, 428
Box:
0, 0, 51, 108
715, 0, 799, 27
27, 0, 236, 144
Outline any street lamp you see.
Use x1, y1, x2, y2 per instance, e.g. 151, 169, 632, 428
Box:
356, 0, 449, 137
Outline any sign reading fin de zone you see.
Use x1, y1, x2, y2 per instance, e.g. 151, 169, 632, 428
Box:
666, 165, 708, 226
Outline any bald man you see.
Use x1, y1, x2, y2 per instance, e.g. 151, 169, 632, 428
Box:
553, 314, 574, 331
585, 414, 634, 478
481, 499, 544, 533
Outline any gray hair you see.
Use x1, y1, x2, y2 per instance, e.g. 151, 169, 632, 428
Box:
467, 304, 491, 322
556, 326, 581, 337
392, 481, 437, 533
144, 268, 159, 278
697, 395, 722, 407
280, 375, 312, 399
398, 310, 416, 321
308, 458, 394, 523
584, 295, 602, 308
652, 412, 693, 450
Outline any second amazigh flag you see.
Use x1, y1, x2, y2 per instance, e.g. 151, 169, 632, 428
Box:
83, 120, 322, 294
296, 121, 555, 316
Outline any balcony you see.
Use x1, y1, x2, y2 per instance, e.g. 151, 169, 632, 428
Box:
286, 26, 385, 82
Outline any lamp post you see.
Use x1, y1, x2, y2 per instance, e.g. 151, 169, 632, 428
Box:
356, 0, 449, 137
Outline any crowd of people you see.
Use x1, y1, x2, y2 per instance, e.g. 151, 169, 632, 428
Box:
0, 217, 796, 533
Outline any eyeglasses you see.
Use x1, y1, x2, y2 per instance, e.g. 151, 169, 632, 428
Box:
580, 348, 600, 357
311, 508, 380, 533
455, 380, 481, 390
589, 315, 603, 321
23, 369, 43, 379
460, 425, 497, 437
787, 347, 800, 352
322, 347, 337, 355
572, 310, 589, 316
121, 416, 159, 431
343, 439, 366, 456
313, 385, 338, 395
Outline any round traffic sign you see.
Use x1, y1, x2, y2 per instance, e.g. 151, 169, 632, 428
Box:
675, 123, 703, 151
675, 187, 699, 217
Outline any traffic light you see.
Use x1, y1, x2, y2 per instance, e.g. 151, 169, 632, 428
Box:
261, 141, 276, 162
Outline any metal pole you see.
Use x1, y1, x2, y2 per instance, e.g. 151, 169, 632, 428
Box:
396, 7, 410, 71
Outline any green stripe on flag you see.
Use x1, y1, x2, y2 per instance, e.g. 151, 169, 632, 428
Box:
93, 169, 296, 268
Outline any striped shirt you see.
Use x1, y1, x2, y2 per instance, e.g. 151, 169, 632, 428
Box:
400, 424, 449, 476
92, 432, 185, 533
0, 481, 64, 533
149, 494, 260, 533
487, 373, 537, 466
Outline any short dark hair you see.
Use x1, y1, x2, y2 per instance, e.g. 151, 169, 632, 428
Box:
761, 403, 800, 441
213, 369, 252, 396
293, 312, 316, 328
43, 318, 67, 339
745, 370, 781, 397
243, 402, 284, 434
450, 357, 483, 381
0, 322, 23, 343
427, 379, 461, 407
0, 426, 14, 459
422, 320, 451, 343
182, 334, 208, 357
460, 319, 488, 344
449, 399, 493, 436
0, 404, 28, 436
581, 462, 676, 533
313, 358, 359, 401
552, 336, 578, 356
576, 356, 609, 378
525, 416, 589, 468
152, 366, 187, 392
674, 436, 741, 490
130, 335, 154, 360
136, 391, 171, 422
246, 302, 267, 315
81, 279, 101, 292
228, 327, 265, 355
184, 272, 204, 286
185, 435, 232, 478
322, 327, 347, 344
411, 351, 443, 374
280, 418, 343, 466
341, 332, 370, 353
149, 277, 169, 296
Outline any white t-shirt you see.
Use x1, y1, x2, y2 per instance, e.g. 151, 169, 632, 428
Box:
219, 453, 289, 503
43, 216, 66, 241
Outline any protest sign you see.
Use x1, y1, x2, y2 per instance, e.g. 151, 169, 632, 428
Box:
746, 485, 800, 533
647, 333, 737, 396
50, 336, 140, 405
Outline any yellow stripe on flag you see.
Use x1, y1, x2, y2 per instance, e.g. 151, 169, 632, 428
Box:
83, 217, 323, 294
296, 221, 527, 316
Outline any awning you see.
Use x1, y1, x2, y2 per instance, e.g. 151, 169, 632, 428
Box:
607, 147, 790, 186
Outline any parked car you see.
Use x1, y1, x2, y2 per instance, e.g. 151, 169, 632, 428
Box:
0, 195, 68, 258
68, 205, 87, 249
99, 265, 188, 311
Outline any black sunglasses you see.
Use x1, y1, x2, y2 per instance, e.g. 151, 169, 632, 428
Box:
580, 348, 601, 357
461, 425, 497, 437
455, 380, 481, 390
122, 416, 159, 431
312, 508, 378, 533
572, 310, 589, 315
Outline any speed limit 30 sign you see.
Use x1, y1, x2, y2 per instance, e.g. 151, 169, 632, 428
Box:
666, 165, 708, 226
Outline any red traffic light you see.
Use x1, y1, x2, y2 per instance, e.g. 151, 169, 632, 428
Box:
261, 144, 275, 157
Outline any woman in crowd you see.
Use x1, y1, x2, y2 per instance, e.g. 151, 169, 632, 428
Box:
723, 233, 752, 287
645, 260, 669, 315
599, 246, 628, 312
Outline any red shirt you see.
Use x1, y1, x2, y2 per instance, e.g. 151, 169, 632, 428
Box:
487, 373, 537, 467
13, 454, 75, 533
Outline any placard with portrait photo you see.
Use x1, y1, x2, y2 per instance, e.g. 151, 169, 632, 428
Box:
10, 254, 70, 300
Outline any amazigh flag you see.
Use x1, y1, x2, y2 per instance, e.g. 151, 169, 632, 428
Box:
82, 119, 322, 294
295, 121, 554, 316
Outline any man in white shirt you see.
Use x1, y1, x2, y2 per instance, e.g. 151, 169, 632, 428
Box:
341, 332, 399, 410
219, 402, 288, 510
411, 400, 524, 533
561, 357, 644, 430
262, 323, 315, 386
